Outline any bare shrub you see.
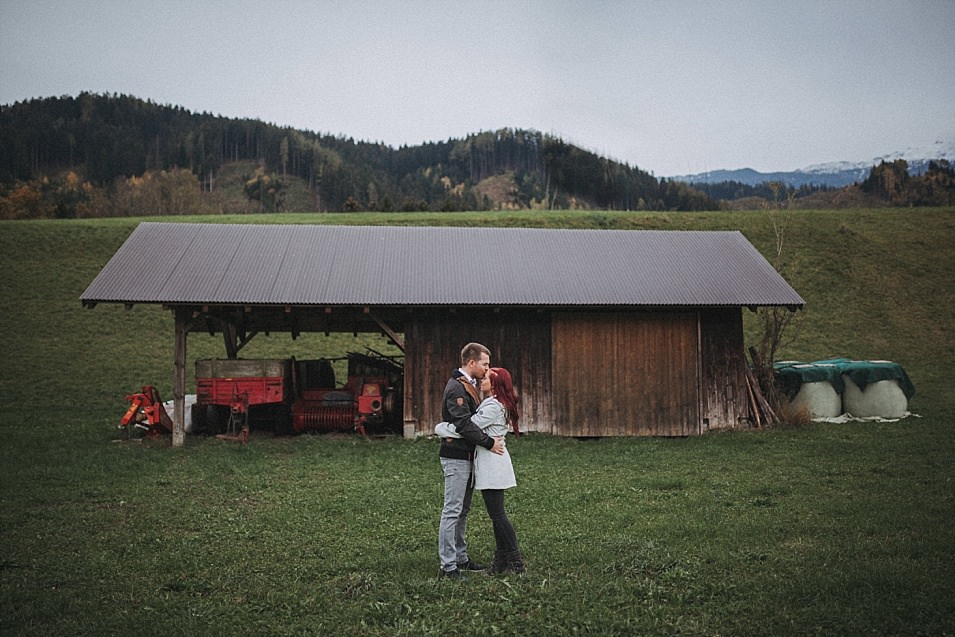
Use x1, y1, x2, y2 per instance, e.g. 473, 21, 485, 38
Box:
775, 399, 813, 428
751, 182, 803, 424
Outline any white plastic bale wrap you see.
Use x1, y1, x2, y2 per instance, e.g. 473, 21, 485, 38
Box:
163, 395, 197, 433
842, 376, 908, 419
789, 381, 842, 419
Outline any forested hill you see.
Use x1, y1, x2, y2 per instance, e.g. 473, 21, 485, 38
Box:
0, 93, 715, 217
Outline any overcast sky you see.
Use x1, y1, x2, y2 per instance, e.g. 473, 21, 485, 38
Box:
2, 0, 953, 176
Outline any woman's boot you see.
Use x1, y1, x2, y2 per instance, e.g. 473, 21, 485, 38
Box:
505, 550, 526, 574
490, 550, 509, 574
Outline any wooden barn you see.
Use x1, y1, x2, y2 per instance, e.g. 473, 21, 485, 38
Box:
81, 223, 804, 445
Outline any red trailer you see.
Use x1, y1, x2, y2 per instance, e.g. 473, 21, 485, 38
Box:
192, 358, 293, 440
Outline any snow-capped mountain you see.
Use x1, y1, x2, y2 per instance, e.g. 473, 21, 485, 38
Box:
672, 140, 955, 188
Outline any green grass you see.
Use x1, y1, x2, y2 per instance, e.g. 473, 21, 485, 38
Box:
2, 425, 953, 635
1, 209, 954, 635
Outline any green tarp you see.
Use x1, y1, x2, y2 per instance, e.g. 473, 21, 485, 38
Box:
774, 358, 916, 400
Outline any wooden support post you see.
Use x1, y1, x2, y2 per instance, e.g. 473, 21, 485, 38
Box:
402, 322, 415, 439
173, 307, 188, 447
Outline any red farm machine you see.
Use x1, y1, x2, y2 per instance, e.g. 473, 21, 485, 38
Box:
290, 352, 402, 435
119, 385, 174, 439
187, 350, 403, 440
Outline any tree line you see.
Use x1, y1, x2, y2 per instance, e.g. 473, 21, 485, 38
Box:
859, 159, 954, 207
697, 160, 954, 209
0, 93, 716, 218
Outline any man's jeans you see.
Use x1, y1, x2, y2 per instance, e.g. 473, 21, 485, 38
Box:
438, 457, 474, 572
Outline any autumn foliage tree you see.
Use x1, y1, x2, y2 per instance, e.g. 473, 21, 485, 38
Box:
243, 169, 286, 212
860, 159, 910, 200
110, 168, 204, 216
0, 172, 92, 219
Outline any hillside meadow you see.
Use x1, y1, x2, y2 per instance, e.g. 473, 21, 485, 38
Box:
1, 208, 953, 636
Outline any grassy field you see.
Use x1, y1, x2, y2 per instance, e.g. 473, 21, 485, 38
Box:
1, 208, 954, 635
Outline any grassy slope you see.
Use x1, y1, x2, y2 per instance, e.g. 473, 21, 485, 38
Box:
1, 208, 953, 635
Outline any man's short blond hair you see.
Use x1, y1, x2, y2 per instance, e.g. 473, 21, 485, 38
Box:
460, 342, 490, 366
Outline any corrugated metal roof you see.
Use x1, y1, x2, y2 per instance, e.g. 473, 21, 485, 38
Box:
80, 223, 804, 308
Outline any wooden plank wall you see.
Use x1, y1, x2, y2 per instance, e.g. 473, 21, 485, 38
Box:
403, 310, 553, 437
551, 312, 701, 436
402, 308, 745, 438
699, 307, 749, 431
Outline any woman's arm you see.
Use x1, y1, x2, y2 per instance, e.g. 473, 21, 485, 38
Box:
437, 400, 502, 437
434, 421, 459, 438
470, 399, 505, 429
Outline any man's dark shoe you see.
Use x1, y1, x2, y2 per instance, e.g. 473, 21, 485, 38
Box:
439, 568, 464, 580
457, 559, 488, 572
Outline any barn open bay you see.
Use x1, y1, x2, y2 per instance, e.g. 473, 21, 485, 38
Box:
1, 209, 953, 635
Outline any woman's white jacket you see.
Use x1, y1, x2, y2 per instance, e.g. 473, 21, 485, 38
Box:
470, 397, 517, 490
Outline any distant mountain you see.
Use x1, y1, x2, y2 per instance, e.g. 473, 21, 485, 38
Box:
671, 140, 955, 188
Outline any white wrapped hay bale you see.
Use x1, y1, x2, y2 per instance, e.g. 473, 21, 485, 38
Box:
790, 381, 842, 419
842, 376, 908, 419
775, 361, 844, 420
162, 395, 197, 432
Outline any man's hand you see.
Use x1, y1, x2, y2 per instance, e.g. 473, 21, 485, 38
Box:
490, 436, 506, 455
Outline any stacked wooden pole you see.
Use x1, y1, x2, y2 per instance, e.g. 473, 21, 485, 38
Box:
744, 347, 779, 428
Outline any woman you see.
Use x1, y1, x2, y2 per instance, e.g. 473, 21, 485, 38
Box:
436, 367, 525, 574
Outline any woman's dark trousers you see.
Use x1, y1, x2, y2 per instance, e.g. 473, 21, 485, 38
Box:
481, 489, 525, 573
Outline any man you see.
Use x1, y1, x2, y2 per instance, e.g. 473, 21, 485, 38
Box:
438, 342, 505, 579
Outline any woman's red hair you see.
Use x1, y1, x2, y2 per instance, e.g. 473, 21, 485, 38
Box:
488, 367, 520, 436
